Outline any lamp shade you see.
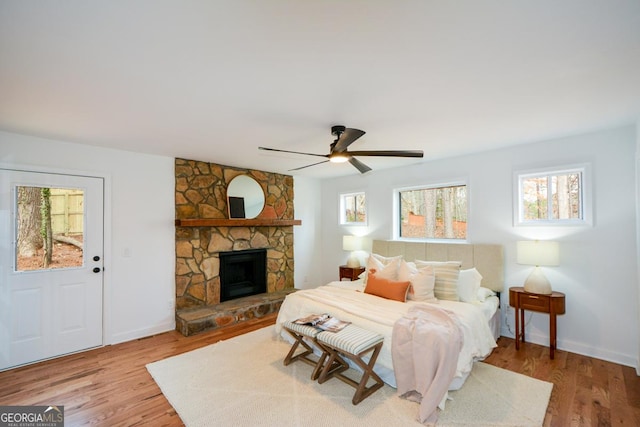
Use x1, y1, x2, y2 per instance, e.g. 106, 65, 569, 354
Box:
517, 241, 559, 266
342, 235, 363, 251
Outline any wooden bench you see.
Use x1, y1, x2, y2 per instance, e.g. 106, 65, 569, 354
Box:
316, 325, 384, 405
281, 321, 342, 380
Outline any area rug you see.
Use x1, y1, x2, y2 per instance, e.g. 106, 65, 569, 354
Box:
147, 326, 552, 426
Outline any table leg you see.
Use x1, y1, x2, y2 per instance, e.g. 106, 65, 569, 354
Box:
520, 308, 525, 343
514, 307, 520, 350
550, 313, 556, 359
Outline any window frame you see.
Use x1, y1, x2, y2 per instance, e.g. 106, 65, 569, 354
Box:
339, 191, 367, 226
393, 179, 469, 242
513, 163, 592, 227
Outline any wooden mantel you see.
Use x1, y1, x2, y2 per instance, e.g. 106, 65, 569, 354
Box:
175, 218, 302, 227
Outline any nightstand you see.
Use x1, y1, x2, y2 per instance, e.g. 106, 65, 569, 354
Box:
339, 265, 365, 281
509, 286, 566, 359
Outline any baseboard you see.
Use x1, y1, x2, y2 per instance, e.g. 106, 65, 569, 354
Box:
108, 320, 176, 345
500, 327, 637, 369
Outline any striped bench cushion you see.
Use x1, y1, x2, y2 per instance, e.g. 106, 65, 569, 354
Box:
282, 321, 321, 338
317, 325, 383, 355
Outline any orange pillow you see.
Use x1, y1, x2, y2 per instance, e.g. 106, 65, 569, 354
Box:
364, 270, 411, 302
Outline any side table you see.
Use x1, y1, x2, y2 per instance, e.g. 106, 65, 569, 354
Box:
339, 265, 365, 281
508, 286, 566, 359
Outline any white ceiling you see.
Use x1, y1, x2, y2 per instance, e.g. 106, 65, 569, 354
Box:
1, 1, 639, 178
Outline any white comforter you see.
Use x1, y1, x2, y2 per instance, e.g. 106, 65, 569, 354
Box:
275, 282, 497, 389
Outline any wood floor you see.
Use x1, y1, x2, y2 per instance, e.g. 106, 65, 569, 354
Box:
1, 314, 639, 426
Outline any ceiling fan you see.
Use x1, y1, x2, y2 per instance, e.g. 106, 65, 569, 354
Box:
258, 125, 424, 174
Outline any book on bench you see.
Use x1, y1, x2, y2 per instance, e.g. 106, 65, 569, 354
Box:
293, 313, 351, 332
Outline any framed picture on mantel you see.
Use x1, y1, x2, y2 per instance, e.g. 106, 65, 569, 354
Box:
228, 196, 246, 219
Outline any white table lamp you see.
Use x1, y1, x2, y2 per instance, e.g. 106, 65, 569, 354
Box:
517, 240, 559, 294
343, 235, 363, 268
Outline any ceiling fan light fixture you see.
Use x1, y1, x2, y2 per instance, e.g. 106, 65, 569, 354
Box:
329, 153, 349, 163
259, 125, 424, 174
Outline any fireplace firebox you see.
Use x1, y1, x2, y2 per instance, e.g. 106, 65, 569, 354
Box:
219, 248, 267, 302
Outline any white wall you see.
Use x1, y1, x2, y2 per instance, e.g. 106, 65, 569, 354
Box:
0, 131, 176, 345
636, 119, 640, 373
293, 176, 324, 289
319, 125, 639, 368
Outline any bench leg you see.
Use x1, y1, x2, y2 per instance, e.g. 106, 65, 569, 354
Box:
316, 345, 350, 384
349, 342, 384, 405
283, 329, 328, 381
316, 341, 384, 405
283, 329, 314, 366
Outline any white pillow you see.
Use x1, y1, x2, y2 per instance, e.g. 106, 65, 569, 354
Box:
457, 268, 483, 303
477, 286, 496, 302
363, 254, 402, 282
397, 260, 437, 302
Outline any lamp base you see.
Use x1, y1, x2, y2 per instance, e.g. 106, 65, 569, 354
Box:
346, 255, 361, 268
523, 266, 552, 294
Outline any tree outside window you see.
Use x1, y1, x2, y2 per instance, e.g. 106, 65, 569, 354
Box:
16, 186, 84, 271
340, 192, 366, 224
398, 184, 467, 240
517, 167, 586, 224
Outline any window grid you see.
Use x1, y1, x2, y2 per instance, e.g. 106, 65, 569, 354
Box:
340, 192, 366, 225
517, 167, 585, 225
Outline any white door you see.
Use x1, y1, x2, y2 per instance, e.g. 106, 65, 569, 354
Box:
0, 170, 104, 370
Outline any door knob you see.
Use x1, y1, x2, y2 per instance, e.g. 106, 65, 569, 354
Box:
93, 267, 101, 273
93, 256, 100, 262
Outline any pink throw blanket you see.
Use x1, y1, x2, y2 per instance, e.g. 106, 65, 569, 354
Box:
392, 304, 464, 424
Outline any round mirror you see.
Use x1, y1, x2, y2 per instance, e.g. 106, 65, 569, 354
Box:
227, 175, 265, 219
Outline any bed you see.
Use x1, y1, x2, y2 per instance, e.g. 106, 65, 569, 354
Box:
275, 240, 504, 391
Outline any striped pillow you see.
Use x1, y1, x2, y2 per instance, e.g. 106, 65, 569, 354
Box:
415, 260, 462, 301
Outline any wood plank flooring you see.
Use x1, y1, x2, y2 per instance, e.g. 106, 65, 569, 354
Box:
1, 314, 639, 426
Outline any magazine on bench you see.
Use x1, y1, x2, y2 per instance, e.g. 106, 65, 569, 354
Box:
293, 313, 351, 332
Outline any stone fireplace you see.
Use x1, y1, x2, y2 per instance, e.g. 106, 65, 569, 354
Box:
174, 158, 299, 336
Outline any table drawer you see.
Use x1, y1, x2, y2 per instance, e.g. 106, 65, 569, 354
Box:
519, 293, 550, 312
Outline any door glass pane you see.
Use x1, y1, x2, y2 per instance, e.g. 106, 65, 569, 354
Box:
15, 186, 84, 271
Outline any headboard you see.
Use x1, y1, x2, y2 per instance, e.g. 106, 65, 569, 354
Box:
371, 240, 504, 293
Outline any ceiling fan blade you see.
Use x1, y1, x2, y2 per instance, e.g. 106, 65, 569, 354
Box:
259, 146, 328, 159
347, 150, 424, 158
349, 157, 372, 174
332, 128, 366, 152
288, 159, 330, 171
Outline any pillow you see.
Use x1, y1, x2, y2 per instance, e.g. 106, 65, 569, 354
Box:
477, 287, 496, 302
414, 260, 462, 301
457, 268, 483, 303
363, 254, 402, 282
364, 270, 411, 302
397, 260, 436, 302
371, 253, 403, 264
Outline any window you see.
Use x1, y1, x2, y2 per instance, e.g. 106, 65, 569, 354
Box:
515, 165, 590, 225
397, 183, 467, 240
340, 192, 366, 225
15, 186, 84, 271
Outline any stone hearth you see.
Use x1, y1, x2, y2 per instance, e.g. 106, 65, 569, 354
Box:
175, 290, 295, 336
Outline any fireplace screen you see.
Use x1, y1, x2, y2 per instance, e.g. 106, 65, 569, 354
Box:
219, 248, 267, 302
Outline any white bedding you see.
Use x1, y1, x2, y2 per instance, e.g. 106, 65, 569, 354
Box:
275, 281, 497, 389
